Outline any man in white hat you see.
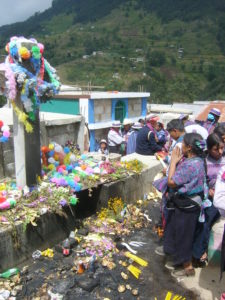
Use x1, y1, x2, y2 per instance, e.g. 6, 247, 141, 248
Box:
127, 122, 142, 155
107, 121, 124, 153
136, 114, 162, 155
121, 118, 133, 154
122, 118, 132, 134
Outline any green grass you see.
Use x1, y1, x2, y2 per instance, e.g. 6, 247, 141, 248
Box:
1, 0, 225, 103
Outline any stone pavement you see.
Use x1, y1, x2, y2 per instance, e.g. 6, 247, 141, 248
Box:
150, 201, 225, 300
179, 265, 225, 300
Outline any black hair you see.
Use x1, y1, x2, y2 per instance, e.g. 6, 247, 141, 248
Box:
166, 119, 184, 132
184, 133, 210, 188
207, 133, 224, 151
183, 133, 206, 158
214, 123, 225, 139
157, 122, 163, 129
138, 118, 145, 123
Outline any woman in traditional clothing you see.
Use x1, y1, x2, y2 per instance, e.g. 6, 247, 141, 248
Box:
202, 108, 221, 134
214, 165, 225, 285
193, 133, 225, 265
156, 133, 207, 277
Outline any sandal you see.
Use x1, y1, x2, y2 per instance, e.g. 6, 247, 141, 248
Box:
199, 258, 208, 268
192, 257, 208, 268
200, 254, 208, 267
200, 253, 208, 262
171, 268, 195, 278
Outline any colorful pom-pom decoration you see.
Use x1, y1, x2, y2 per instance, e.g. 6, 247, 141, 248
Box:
64, 147, 70, 154
70, 196, 79, 206
19, 47, 31, 60
5, 43, 9, 53
31, 45, 41, 60
0, 120, 10, 143
1, 36, 60, 133
49, 143, 54, 150
38, 43, 44, 54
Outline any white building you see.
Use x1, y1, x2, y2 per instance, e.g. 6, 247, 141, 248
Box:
52, 88, 150, 151
79, 91, 150, 151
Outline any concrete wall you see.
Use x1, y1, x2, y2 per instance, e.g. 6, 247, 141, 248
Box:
94, 99, 111, 122
128, 98, 142, 118
97, 159, 161, 209
0, 119, 85, 179
0, 210, 78, 271
40, 122, 81, 147
0, 126, 15, 178
95, 128, 110, 144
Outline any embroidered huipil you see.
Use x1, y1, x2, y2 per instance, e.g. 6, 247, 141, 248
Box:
172, 157, 206, 196
214, 166, 225, 218
206, 156, 225, 190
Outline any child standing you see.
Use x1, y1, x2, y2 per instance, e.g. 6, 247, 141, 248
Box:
98, 139, 109, 155
155, 122, 167, 147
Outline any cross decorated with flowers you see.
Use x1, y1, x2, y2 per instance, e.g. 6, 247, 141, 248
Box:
0, 36, 60, 187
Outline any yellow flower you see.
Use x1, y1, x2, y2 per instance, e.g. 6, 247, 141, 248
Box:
25, 122, 33, 133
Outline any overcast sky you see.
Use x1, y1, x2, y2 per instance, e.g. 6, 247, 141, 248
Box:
0, 0, 52, 26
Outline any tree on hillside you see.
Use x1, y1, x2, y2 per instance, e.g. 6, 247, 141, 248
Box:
217, 17, 225, 54
147, 50, 166, 67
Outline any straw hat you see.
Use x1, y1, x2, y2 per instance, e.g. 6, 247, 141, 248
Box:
112, 120, 121, 127
100, 139, 107, 145
123, 118, 132, 125
132, 122, 142, 130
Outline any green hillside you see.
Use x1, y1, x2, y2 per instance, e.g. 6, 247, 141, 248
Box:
0, 0, 225, 103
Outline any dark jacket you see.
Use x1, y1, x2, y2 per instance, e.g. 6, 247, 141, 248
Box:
136, 125, 162, 155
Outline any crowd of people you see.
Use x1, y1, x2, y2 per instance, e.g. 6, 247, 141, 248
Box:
100, 115, 167, 156
151, 108, 225, 281
96, 107, 225, 281
98, 107, 222, 158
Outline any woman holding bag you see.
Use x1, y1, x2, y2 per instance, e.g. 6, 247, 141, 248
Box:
161, 133, 207, 277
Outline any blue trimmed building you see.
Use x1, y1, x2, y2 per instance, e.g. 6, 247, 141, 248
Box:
41, 86, 150, 151
79, 91, 150, 151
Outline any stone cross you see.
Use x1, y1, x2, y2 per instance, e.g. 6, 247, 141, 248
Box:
0, 68, 41, 188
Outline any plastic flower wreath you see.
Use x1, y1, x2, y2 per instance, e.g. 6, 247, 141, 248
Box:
0, 120, 10, 143
1, 36, 61, 132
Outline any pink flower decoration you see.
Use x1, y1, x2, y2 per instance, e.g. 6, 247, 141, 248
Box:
38, 43, 44, 54
74, 176, 80, 182
222, 171, 225, 181
58, 167, 64, 173
4, 65, 17, 100
3, 131, 10, 138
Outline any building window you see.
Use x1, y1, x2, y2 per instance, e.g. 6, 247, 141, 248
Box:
115, 100, 126, 123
